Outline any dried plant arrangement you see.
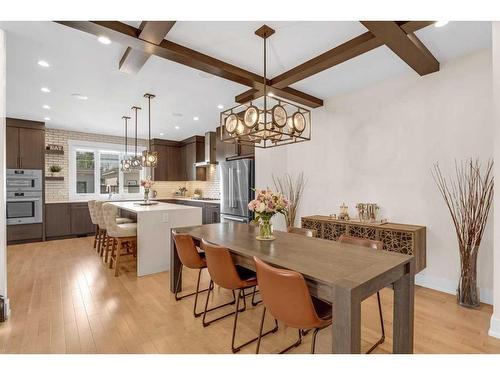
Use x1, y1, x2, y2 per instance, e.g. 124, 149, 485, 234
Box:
432, 159, 494, 308
273, 172, 306, 228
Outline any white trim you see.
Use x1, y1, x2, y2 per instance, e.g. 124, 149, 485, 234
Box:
489, 315, 500, 339
415, 273, 493, 305
67, 140, 147, 201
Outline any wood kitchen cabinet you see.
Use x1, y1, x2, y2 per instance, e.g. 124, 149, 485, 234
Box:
182, 136, 206, 181
45, 203, 72, 238
45, 202, 95, 239
151, 139, 187, 181
6, 118, 45, 169
215, 126, 254, 163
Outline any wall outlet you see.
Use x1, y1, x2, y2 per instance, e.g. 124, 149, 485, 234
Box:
162, 213, 169, 223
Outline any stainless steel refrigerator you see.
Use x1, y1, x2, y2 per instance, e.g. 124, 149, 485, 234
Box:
219, 159, 255, 223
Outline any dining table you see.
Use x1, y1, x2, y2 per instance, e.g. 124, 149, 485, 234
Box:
170, 222, 415, 354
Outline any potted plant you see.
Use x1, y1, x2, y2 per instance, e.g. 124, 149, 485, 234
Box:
141, 177, 155, 203
433, 159, 494, 308
248, 189, 288, 241
49, 165, 62, 177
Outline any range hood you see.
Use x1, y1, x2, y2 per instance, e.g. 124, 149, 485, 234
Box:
194, 131, 218, 167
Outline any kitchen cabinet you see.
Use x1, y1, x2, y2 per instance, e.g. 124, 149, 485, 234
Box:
151, 140, 186, 181
70, 203, 96, 235
7, 224, 43, 243
215, 126, 254, 163
45, 202, 95, 239
6, 118, 45, 169
182, 137, 206, 181
45, 203, 71, 237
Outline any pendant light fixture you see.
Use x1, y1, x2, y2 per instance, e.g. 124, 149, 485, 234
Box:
141, 93, 158, 168
120, 115, 131, 171
130, 105, 143, 170
219, 25, 311, 149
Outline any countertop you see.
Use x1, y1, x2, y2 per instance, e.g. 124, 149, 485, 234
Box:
46, 197, 220, 204
109, 201, 202, 213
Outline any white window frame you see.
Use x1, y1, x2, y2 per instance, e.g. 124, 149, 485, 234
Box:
68, 140, 148, 201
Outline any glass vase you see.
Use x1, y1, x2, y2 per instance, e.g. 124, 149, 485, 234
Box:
457, 246, 480, 308
257, 216, 274, 241
144, 188, 150, 203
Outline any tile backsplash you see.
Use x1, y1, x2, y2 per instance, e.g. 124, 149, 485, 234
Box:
45, 128, 220, 202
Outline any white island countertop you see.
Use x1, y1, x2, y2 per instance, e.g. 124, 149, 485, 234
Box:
109, 201, 202, 276
110, 201, 201, 213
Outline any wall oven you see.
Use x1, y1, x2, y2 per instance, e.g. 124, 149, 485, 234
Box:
6, 169, 42, 192
6, 169, 43, 225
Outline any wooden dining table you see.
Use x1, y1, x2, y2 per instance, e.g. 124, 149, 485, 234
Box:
170, 222, 415, 354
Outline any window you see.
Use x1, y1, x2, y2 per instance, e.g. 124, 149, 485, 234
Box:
69, 140, 147, 199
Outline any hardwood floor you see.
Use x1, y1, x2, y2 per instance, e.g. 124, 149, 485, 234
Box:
1, 237, 500, 354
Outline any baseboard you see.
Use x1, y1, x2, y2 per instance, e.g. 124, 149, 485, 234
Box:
489, 315, 500, 339
415, 274, 493, 305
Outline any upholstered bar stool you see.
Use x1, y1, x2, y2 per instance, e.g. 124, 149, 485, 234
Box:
102, 203, 137, 277
172, 233, 210, 317
94, 201, 134, 261
339, 234, 385, 354
253, 257, 332, 354
201, 240, 277, 353
88, 200, 99, 250
287, 227, 317, 238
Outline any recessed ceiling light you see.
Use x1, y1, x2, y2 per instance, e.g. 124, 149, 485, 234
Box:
41, 87, 51, 93
193, 116, 199, 121
71, 93, 88, 100
44, 117, 50, 121
175, 126, 180, 130
159, 132, 165, 136
38, 60, 50, 68
268, 92, 274, 97
172, 112, 183, 117
435, 21, 449, 28
217, 104, 224, 109
97, 36, 111, 45
42, 105, 50, 109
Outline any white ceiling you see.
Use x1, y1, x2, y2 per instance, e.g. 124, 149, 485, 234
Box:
0, 21, 491, 140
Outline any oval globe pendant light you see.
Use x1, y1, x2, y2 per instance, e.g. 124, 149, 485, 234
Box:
130, 105, 143, 170
120, 115, 132, 171
141, 93, 158, 168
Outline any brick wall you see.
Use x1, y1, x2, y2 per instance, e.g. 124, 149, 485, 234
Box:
45, 128, 221, 202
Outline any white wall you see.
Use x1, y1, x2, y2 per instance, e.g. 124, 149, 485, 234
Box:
490, 22, 500, 338
0, 28, 7, 316
256, 49, 494, 303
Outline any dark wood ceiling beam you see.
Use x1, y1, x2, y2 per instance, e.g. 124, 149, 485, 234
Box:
119, 21, 176, 74
235, 87, 323, 108
361, 21, 439, 76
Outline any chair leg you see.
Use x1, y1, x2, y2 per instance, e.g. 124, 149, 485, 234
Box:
114, 238, 122, 277
202, 280, 239, 327
250, 286, 262, 306
100, 232, 107, 257
104, 234, 112, 263
278, 329, 302, 354
174, 267, 210, 317
255, 307, 267, 354
231, 289, 278, 353
97, 229, 102, 254
365, 291, 385, 354
93, 225, 99, 249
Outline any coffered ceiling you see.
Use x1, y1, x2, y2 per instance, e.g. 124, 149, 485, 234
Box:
0, 21, 491, 140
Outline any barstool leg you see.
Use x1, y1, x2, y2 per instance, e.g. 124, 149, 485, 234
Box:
93, 225, 99, 249
97, 229, 102, 254
109, 238, 116, 269
100, 232, 107, 257
114, 238, 122, 277
365, 291, 385, 354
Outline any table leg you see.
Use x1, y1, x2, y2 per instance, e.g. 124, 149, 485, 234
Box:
332, 286, 361, 353
170, 232, 182, 293
393, 261, 415, 354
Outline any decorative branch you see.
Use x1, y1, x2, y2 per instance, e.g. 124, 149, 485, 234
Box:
432, 158, 493, 307
273, 172, 306, 228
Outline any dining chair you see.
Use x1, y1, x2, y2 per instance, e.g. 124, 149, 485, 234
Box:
339, 234, 385, 354
102, 203, 137, 277
201, 239, 278, 353
287, 226, 317, 238
172, 233, 211, 317
253, 256, 332, 354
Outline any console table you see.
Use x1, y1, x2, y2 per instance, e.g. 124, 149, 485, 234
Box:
301, 215, 426, 273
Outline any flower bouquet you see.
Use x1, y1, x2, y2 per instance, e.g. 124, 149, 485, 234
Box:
248, 188, 289, 241
141, 177, 155, 203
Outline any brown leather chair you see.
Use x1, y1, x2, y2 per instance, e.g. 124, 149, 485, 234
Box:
253, 257, 332, 354
201, 239, 278, 353
172, 233, 210, 317
339, 234, 385, 354
287, 227, 317, 238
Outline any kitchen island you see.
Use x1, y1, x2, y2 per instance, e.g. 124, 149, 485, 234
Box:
110, 201, 202, 276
